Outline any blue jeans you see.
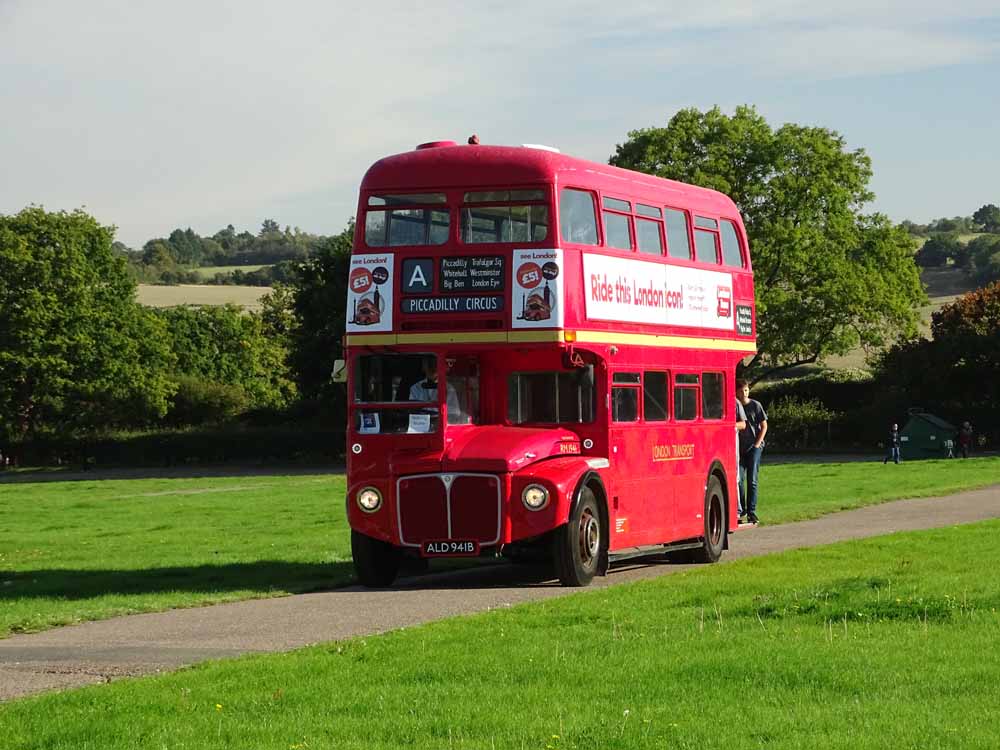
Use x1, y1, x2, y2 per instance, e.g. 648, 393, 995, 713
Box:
739, 446, 763, 516
884, 446, 900, 464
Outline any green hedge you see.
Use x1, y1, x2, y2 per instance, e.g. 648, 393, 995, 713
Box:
7, 426, 345, 469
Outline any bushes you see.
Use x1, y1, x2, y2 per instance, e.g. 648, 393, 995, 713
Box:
153, 305, 295, 414
9, 425, 345, 468
763, 398, 839, 451
168, 376, 249, 426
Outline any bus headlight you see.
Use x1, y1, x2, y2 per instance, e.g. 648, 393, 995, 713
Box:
357, 487, 382, 513
521, 484, 549, 511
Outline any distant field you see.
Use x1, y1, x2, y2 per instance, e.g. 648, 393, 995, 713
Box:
191, 264, 269, 278
914, 232, 984, 249
819, 266, 977, 372
136, 284, 271, 310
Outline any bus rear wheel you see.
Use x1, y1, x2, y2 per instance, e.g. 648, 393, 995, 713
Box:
351, 530, 401, 588
554, 487, 604, 587
689, 475, 726, 564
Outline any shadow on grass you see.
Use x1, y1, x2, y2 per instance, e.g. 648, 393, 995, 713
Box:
1, 561, 357, 600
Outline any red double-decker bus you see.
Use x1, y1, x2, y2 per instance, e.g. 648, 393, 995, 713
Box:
344, 139, 756, 587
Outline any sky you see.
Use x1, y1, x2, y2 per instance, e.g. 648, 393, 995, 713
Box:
2, 0, 998, 248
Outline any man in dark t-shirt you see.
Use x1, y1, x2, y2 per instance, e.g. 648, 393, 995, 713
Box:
737, 378, 768, 524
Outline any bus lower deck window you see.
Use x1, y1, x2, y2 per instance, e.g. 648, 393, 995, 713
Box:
702, 372, 724, 420
508, 369, 594, 424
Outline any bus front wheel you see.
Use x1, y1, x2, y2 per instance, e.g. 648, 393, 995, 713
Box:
690, 475, 726, 564
351, 530, 401, 588
554, 486, 604, 587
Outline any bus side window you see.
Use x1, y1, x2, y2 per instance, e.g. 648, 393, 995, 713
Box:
702, 372, 724, 419
665, 208, 692, 260
602, 197, 633, 251
559, 188, 599, 245
612, 372, 640, 422
694, 216, 720, 264
720, 220, 745, 268
674, 373, 699, 421
636, 217, 663, 255
643, 371, 668, 421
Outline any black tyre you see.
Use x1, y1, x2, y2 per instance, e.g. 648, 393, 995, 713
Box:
351, 530, 401, 587
554, 486, 604, 587
689, 475, 726, 564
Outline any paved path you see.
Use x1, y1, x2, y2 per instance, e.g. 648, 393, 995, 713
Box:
3, 485, 999, 702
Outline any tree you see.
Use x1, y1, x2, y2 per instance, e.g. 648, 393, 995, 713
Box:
915, 234, 963, 268
972, 204, 1000, 233
153, 305, 295, 412
610, 106, 925, 378
283, 222, 354, 402
875, 282, 1000, 437
967, 234, 1000, 285
0, 207, 175, 443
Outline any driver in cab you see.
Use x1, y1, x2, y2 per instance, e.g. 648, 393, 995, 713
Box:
409, 357, 466, 424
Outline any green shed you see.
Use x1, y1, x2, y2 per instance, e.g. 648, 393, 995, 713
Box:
900, 412, 957, 460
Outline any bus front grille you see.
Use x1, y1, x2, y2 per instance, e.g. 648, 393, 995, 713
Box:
396, 473, 502, 547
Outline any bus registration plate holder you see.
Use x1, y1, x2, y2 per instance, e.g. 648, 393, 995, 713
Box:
422, 540, 480, 557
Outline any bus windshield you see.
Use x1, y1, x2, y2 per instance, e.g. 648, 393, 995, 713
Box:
508, 368, 594, 424
353, 353, 477, 428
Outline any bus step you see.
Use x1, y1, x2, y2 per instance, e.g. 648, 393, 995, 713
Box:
609, 541, 702, 564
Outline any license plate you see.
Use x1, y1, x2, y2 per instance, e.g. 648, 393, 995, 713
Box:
422, 540, 480, 557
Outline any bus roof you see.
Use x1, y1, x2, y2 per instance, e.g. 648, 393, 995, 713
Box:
361, 143, 740, 217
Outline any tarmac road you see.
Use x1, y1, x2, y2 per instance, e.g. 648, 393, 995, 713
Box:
2, 485, 999, 702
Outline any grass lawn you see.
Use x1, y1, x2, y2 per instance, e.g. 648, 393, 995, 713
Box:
1, 458, 998, 638
759, 455, 1000, 524
2, 520, 999, 748
0, 474, 351, 636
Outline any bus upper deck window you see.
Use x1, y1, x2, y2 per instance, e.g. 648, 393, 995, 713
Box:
636, 217, 664, 255
665, 208, 692, 260
602, 197, 632, 251
461, 191, 549, 244
365, 193, 449, 247
559, 188, 599, 245
720, 220, 745, 268
694, 227, 719, 264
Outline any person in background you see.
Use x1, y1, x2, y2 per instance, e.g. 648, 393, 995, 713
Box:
958, 421, 974, 459
737, 378, 767, 525
883, 423, 901, 465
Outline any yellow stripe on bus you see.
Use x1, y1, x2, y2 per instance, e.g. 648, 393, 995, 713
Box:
572, 330, 757, 352
347, 330, 756, 352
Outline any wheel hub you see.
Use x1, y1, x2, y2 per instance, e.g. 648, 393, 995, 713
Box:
579, 510, 600, 563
